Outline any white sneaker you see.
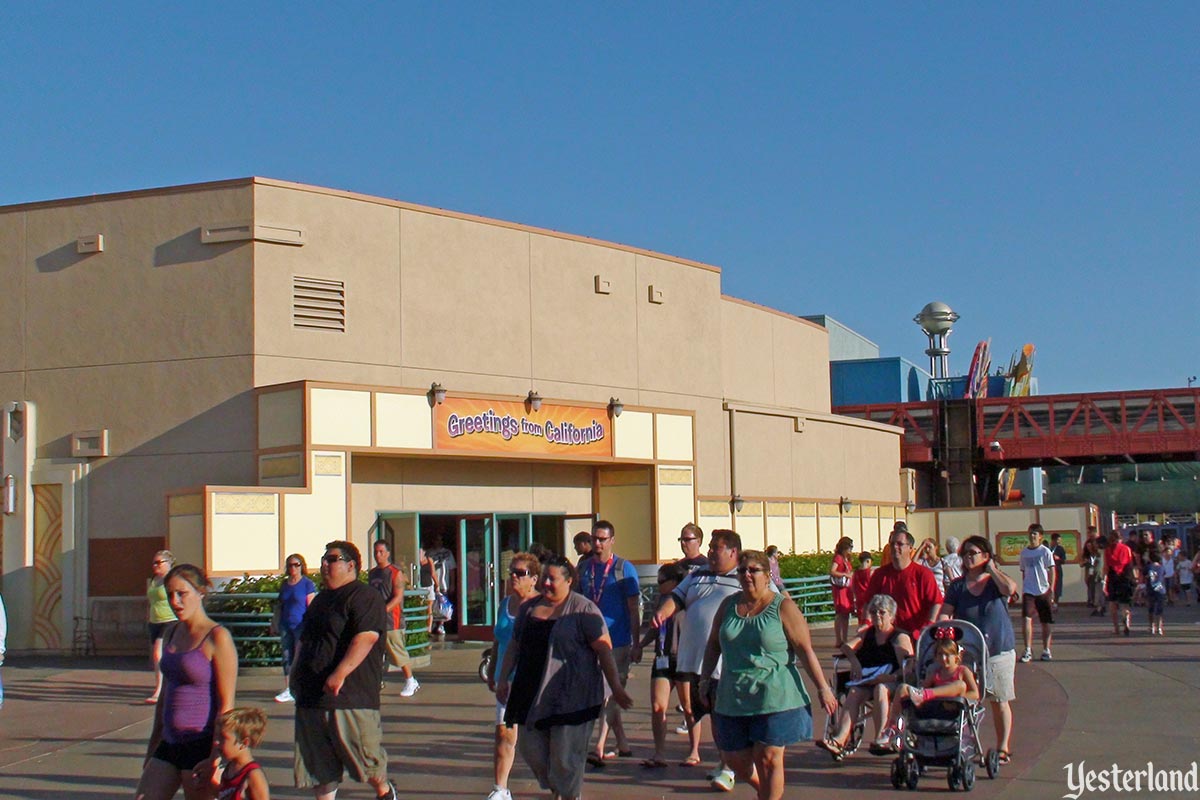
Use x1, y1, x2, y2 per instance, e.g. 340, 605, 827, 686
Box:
675, 724, 690, 735
274, 689, 293, 703
400, 677, 420, 697
1018, 649, 1032, 663
1041, 649, 1052, 661
485, 787, 512, 800
710, 768, 736, 792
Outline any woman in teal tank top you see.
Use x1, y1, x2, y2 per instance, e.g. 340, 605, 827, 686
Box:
700, 550, 838, 800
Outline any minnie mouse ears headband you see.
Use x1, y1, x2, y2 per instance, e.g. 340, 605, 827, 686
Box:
932, 626, 963, 649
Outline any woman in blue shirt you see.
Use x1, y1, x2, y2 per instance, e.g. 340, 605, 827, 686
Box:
272, 553, 316, 703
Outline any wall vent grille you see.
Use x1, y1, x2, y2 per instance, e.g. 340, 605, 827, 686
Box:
293, 276, 346, 332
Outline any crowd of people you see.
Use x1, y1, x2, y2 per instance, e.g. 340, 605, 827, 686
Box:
120, 516, 1198, 799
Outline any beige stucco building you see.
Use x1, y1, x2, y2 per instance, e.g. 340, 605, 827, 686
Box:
0, 177, 905, 649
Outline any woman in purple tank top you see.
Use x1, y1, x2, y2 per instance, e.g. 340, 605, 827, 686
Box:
136, 564, 238, 800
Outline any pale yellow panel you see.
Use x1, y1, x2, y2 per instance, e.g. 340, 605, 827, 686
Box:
861, 514, 883, 553
766, 513, 793, 554
817, 513, 841, 552
259, 389, 303, 449
657, 483, 697, 563
655, 413, 694, 461
986, 508, 1038, 539
841, 516, 863, 553
168, 494, 204, 517
905, 512, 938, 542
794, 514, 819, 554
600, 468, 651, 487
1038, 506, 1087, 535
315, 454, 344, 476
260, 454, 303, 480
212, 513, 279, 573
794, 502, 817, 517
659, 467, 693, 486
614, 411, 654, 460
284, 471, 349, 566
213, 492, 277, 515
598, 483, 653, 562
936, 510, 987, 547
168, 514, 205, 568
375, 392, 433, 449
699, 512, 733, 535
310, 388, 372, 446
699, 500, 732, 517
735, 504, 766, 551
766, 502, 790, 517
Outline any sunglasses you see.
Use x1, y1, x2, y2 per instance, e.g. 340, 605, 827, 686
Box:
509, 568, 534, 578
152, 560, 169, 566
737, 566, 765, 576
962, 549, 984, 558
322, 554, 349, 564
591, 535, 612, 542
286, 561, 302, 568
678, 537, 699, 543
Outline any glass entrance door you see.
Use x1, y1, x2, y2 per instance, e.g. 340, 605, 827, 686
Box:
375, 512, 421, 587
458, 515, 494, 639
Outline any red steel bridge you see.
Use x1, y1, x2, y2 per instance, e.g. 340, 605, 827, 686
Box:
836, 387, 1200, 470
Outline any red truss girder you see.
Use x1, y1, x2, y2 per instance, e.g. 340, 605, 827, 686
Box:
977, 388, 1200, 462
835, 402, 939, 463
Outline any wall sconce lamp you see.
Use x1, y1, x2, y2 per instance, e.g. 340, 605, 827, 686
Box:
3, 474, 15, 515
526, 390, 543, 412
839, 496, 853, 514
731, 494, 744, 513
608, 397, 624, 418
905, 500, 917, 514
428, 382, 447, 405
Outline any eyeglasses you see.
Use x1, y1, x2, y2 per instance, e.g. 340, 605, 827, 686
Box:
962, 549, 984, 558
591, 535, 612, 542
152, 560, 168, 566
737, 566, 765, 576
678, 537, 699, 543
509, 568, 534, 578
322, 554, 349, 564
868, 609, 891, 617
286, 561, 302, 568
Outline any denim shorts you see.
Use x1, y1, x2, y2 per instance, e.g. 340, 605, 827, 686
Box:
712, 705, 812, 751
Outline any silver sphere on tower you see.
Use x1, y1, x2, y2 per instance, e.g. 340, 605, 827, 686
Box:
914, 301, 959, 379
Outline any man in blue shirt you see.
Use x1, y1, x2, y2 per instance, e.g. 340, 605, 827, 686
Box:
578, 520, 641, 765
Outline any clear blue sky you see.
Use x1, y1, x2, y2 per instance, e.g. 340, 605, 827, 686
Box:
3, 4, 1196, 394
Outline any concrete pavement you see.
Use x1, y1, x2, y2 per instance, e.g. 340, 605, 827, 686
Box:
1, 602, 1198, 799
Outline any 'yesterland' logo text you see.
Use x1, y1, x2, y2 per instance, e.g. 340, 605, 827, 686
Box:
1064, 761, 1199, 799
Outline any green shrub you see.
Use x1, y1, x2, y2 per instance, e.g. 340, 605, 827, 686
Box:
778, 552, 883, 579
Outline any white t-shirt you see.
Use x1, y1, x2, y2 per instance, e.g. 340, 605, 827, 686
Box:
1019, 544, 1054, 595
1176, 557, 1193, 585
669, 568, 743, 678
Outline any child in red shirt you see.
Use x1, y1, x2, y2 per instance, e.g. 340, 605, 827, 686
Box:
851, 552, 875, 628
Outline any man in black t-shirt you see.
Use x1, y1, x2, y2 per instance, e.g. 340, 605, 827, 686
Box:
292, 540, 397, 800
675, 522, 709, 573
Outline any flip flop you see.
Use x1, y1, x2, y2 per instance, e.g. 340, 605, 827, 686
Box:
679, 756, 702, 767
604, 749, 634, 759
640, 758, 668, 769
816, 738, 845, 758
142, 696, 159, 704
586, 754, 606, 768
998, 750, 1012, 765
868, 740, 899, 756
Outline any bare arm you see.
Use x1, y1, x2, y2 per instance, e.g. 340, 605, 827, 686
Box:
652, 594, 679, 628
386, 569, 405, 615
246, 766, 271, 800
590, 634, 634, 709
325, 631, 380, 696
985, 561, 1019, 598
699, 595, 734, 681
779, 596, 837, 718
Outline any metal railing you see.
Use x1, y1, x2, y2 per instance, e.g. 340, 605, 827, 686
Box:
206, 589, 432, 667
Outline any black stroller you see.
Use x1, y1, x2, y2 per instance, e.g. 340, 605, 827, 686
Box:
889, 620, 1002, 791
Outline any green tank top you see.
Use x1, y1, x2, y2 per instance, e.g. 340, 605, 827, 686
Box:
147, 579, 175, 624
715, 593, 810, 716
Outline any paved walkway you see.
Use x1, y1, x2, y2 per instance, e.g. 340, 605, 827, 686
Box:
1, 603, 1198, 799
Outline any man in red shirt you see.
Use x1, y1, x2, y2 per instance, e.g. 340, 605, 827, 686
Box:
860, 528, 943, 637
1105, 529, 1136, 635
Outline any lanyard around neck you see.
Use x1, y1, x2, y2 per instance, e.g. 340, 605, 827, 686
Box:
590, 556, 615, 604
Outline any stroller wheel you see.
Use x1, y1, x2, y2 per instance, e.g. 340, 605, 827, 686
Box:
961, 760, 977, 790
985, 749, 1000, 779
905, 756, 920, 790
846, 720, 865, 754
948, 764, 961, 791
890, 758, 905, 789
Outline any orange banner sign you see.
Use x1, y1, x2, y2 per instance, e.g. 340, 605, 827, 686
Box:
434, 398, 612, 458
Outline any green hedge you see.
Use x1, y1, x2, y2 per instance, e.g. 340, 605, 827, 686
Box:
778, 551, 883, 579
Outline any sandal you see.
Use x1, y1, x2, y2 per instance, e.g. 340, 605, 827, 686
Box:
679, 756, 702, 767
998, 750, 1012, 765
604, 749, 634, 759
586, 754, 606, 768
640, 758, 668, 769
817, 738, 845, 758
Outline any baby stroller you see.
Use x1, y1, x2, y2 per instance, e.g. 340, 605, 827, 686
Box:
889, 620, 1001, 792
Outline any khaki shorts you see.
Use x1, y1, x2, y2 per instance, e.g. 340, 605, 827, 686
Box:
384, 629, 411, 668
612, 645, 632, 685
986, 650, 1016, 704
294, 707, 388, 788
